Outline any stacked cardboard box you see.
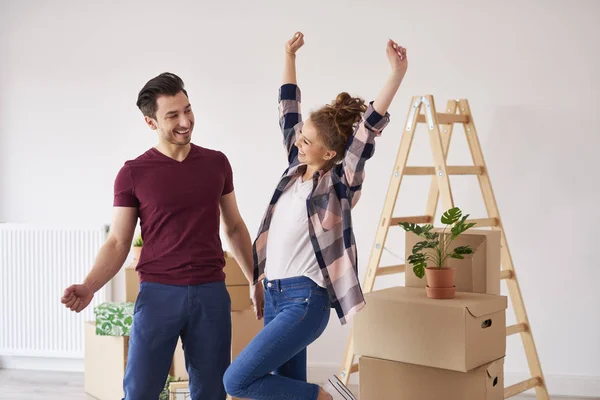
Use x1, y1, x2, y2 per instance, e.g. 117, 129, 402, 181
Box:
354, 229, 505, 400
222, 251, 254, 310
85, 250, 261, 400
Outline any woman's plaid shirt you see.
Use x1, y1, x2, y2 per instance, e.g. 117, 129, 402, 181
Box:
252, 84, 391, 325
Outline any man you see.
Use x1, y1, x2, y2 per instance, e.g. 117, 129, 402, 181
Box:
61, 72, 263, 400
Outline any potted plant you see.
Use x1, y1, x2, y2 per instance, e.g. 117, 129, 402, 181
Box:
132, 233, 143, 264
399, 207, 476, 299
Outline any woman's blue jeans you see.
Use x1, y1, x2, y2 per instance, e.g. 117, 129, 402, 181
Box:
223, 276, 331, 400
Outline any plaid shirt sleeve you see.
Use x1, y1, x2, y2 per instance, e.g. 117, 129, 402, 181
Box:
343, 102, 391, 206
278, 84, 303, 165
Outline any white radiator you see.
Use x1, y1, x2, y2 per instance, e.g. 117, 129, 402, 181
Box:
0, 223, 109, 358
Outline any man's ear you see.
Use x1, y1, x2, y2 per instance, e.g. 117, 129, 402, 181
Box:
144, 116, 158, 130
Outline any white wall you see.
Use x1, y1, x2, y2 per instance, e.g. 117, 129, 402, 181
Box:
2, 0, 599, 396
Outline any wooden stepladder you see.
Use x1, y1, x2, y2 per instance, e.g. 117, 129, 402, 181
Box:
338, 95, 549, 399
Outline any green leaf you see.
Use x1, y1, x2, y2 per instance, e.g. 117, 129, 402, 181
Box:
451, 217, 476, 239
412, 240, 439, 254
421, 224, 434, 235
413, 262, 426, 279
407, 253, 427, 278
423, 231, 439, 241
450, 245, 473, 259
398, 222, 418, 233
453, 245, 473, 255
399, 222, 434, 237
407, 253, 426, 264
124, 316, 133, 326
412, 241, 427, 254
441, 207, 462, 225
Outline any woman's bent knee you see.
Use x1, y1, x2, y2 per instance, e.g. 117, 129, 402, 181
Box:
223, 364, 246, 397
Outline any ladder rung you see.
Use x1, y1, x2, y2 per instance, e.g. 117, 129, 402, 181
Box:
390, 216, 433, 225
404, 166, 483, 175
507, 323, 528, 336
500, 270, 514, 280
417, 113, 470, 125
504, 377, 542, 398
350, 363, 359, 373
376, 264, 406, 276
464, 218, 498, 227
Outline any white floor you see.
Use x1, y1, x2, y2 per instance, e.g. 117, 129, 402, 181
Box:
0, 369, 595, 400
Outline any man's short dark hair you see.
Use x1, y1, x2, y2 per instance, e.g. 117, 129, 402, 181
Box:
136, 72, 188, 118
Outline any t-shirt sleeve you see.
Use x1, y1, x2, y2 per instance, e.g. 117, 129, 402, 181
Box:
221, 153, 234, 196
113, 164, 139, 207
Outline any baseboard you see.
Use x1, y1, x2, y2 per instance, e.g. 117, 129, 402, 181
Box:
0, 356, 83, 372
2, 357, 598, 398
504, 371, 600, 398
307, 362, 600, 398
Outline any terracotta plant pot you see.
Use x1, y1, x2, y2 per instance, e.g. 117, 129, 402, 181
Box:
425, 266, 456, 299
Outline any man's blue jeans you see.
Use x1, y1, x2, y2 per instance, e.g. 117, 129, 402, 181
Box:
223, 276, 331, 400
123, 280, 232, 400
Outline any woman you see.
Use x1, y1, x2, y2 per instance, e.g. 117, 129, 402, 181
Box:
223, 32, 408, 400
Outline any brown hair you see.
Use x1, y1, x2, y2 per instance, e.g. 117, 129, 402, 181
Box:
136, 72, 188, 119
310, 92, 367, 166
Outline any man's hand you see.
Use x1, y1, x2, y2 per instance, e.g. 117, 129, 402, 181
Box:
285, 32, 305, 55
386, 39, 408, 77
61, 283, 94, 313
250, 282, 265, 320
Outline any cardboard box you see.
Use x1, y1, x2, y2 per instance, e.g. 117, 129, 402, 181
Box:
172, 309, 264, 381
359, 356, 504, 400
85, 320, 182, 400
125, 266, 139, 303
223, 251, 249, 286
228, 285, 252, 311
354, 286, 507, 372
230, 309, 264, 361
405, 228, 501, 295
84, 321, 128, 400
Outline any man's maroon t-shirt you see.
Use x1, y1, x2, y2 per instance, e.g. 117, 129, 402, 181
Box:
113, 143, 234, 285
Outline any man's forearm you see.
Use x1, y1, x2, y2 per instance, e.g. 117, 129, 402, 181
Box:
225, 222, 256, 285
83, 238, 130, 293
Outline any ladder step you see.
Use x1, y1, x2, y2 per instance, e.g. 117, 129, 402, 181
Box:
464, 217, 498, 227
504, 377, 542, 398
350, 363, 359, 373
390, 216, 433, 225
500, 270, 514, 280
404, 166, 483, 175
376, 265, 406, 276
507, 323, 528, 336
417, 113, 470, 125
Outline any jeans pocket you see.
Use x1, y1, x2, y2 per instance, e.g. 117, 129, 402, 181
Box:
280, 286, 311, 304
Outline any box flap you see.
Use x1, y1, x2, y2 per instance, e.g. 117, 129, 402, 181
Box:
369, 287, 507, 316
486, 358, 504, 378
465, 295, 507, 317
